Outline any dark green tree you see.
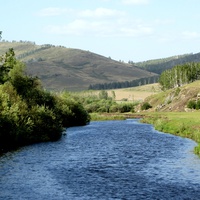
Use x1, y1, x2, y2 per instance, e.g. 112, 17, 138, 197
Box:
0, 48, 17, 84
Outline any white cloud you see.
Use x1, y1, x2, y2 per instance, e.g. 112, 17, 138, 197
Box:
79, 8, 125, 18
121, 0, 149, 5
44, 18, 153, 37
40, 6, 154, 38
37, 7, 73, 16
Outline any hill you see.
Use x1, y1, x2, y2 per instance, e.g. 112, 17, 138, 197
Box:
0, 41, 157, 91
135, 52, 200, 74
139, 80, 200, 112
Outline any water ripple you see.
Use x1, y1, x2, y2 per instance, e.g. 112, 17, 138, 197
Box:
1, 119, 200, 200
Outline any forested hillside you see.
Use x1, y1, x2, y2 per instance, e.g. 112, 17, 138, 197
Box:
135, 53, 200, 74
159, 62, 200, 90
0, 41, 157, 91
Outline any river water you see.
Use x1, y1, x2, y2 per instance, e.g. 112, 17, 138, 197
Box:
1, 119, 200, 200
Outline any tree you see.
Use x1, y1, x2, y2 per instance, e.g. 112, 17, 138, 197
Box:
0, 48, 17, 84
99, 90, 108, 100
111, 91, 116, 100
159, 63, 200, 90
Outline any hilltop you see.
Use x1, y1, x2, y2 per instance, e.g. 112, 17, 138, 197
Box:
0, 41, 157, 91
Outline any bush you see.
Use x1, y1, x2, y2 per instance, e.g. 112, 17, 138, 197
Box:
141, 102, 152, 110
56, 93, 90, 127
187, 100, 196, 109
196, 100, 200, 110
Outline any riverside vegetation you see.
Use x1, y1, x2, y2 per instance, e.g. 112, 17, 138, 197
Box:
138, 63, 200, 155
66, 89, 138, 121
0, 48, 90, 154
140, 112, 200, 155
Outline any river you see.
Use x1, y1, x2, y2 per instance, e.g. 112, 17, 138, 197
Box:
1, 119, 200, 200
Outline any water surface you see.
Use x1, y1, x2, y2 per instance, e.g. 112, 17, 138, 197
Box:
1, 119, 200, 200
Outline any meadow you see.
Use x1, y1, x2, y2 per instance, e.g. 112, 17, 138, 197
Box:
107, 83, 161, 101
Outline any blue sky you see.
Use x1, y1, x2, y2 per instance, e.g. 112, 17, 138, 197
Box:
1, 0, 200, 62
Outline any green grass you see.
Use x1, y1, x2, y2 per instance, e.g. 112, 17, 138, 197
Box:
90, 113, 126, 121
141, 112, 200, 155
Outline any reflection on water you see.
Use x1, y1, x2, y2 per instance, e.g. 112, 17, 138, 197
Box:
1, 119, 200, 200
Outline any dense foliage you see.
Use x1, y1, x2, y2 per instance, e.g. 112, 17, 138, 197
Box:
0, 48, 90, 153
159, 63, 200, 90
88, 76, 159, 90
141, 102, 152, 111
71, 90, 137, 114
187, 100, 200, 110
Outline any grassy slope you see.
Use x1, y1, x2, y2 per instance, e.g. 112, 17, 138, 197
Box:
140, 80, 200, 112
0, 41, 157, 91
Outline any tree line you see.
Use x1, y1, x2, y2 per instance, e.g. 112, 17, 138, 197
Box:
159, 62, 200, 90
88, 76, 159, 90
70, 90, 137, 114
0, 48, 90, 154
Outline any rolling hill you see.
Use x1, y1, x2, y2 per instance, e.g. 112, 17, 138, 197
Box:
135, 52, 200, 74
0, 41, 157, 91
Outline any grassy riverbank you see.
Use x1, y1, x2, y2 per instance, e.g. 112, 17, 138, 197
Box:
140, 112, 200, 155
90, 113, 126, 121
90, 111, 200, 155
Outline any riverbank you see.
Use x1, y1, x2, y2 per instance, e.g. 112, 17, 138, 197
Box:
90, 111, 200, 156
90, 112, 144, 121
140, 111, 200, 155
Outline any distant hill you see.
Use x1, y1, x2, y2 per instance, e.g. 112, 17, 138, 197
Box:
135, 53, 200, 74
0, 41, 157, 91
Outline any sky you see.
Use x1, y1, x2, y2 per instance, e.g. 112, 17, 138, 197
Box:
1, 0, 200, 62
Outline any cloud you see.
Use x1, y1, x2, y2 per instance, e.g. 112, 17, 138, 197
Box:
37, 7, 73, 16
79, 8, 125, 18
44, 18, 153, 37
40, 6, 154, 38
121, 0, 150, 5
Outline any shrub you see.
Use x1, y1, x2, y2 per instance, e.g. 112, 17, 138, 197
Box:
56, 93, 90, 127
196, 100, 200, 110
187, 100, 196, 109
141, 102, 152, 110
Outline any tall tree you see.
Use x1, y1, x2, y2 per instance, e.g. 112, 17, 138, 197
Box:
0, 48, 17, 84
